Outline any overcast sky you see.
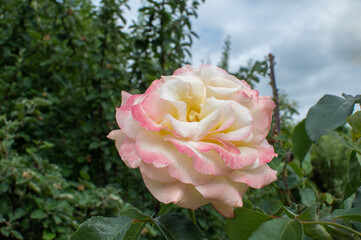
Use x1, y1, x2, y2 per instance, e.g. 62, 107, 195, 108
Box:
120, 0, 361, 121
189, 0, 361, 121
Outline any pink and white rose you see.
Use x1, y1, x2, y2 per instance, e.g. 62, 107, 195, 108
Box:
108, 65, 277, 218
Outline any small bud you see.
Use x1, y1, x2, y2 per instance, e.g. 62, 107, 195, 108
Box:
86, 154, 91, 163
77, 184, 85, 191
43, 35, 51, 41
22, 171, 32, 179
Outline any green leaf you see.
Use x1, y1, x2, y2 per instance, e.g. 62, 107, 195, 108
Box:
293, 119, 312, 162
273, 206, 297, 219
70, 216, 133, 240
42, 230, 56, 240
323, 225, 354, 239
122, 209, 149, 221
348, 111, 361, 143
11, 230, 23, 240
79, 170, 90, 181
298, 204, 332, 240
281, 219, 304, 240
299, 188, 317, 207
32, 97, 52, 107
30, 209, 47, 219
159, 203, 174, 216
123, 222, 146, 240
298, 204, 318, 221
227, 208, 270, 240
302, 153, 312, 175
333, 208, 361, 222
305, 94, 356, 143
248, 217, 290, 240
328, 131, 356, 151
353, 187, 361, 208
153, 213, 204, 240
349, 151, 361, 188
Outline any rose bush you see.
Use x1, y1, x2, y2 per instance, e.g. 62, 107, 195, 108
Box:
108, 65, 277, 217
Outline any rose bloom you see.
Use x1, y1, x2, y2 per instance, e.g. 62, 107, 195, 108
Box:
108, 65, 277, 218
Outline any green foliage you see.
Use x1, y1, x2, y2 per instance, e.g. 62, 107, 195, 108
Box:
305, 94, 359, 143
348, 111, 361, 143
293, 119, 312, 162
70, 216, 134, 240
227, 208, 270, 240
70, 210, 204, 240
0, 111, 125, 240
226, 203, 361, 240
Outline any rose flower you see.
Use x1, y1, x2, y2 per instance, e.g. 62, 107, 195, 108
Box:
108, 65, 277, 218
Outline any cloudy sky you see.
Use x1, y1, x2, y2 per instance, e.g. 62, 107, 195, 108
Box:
189, 0, 361, 121
121, 0, 361, 121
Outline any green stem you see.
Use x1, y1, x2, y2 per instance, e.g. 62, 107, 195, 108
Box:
300, 220, 361, 237
188, 209, 197, 225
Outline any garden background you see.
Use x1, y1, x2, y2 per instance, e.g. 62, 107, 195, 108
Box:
1, 0, 360, 239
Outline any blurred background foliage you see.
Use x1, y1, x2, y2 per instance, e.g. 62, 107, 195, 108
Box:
0, 0, 358, 239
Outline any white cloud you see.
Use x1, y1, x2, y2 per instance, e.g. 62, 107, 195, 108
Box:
191, 0, 361, 121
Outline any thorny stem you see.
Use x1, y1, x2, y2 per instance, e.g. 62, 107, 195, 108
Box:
268, 53, 281, 135
268, 55, 297, 207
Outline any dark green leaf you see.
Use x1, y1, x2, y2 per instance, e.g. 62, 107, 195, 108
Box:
293, 119, 312, 162
281, 219, 304, 240
298, 204, 318, 221
122, 209, 149, 221
353, 186, 361, 208
79, 170, 90, 181
299, 188, 316, 207
153, 213, 204, 240
70, 216, 133, 240
298, 204, 332, 240
159, 203, 174, 216
349, 151, 361, 188
305, 94, 356, 143
30, 209, 47, 219
323, 225, 354, 239
11, 230, 23, 240
227, 208, 270, 240
333, 208, 361, 222
42, 230, 56, 240
273, 206, 297, 219
123, 222, 146, 240
248, 217, 290, 240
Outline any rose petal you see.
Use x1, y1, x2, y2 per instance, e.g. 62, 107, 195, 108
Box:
212, 202, 236, 218
142, 175, 208, 209
167, 137, 231, 176
195, 177, 248, 209
107, 130, 141, 168
228, 164, 277, 189
136, 130, 213, 185
116, 107, 143, 138
139, 162, 176, 183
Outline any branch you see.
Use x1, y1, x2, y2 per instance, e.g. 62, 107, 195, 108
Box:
268, 53, 281, 135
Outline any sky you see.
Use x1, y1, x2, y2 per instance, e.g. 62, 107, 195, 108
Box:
110, 0, 361, 121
